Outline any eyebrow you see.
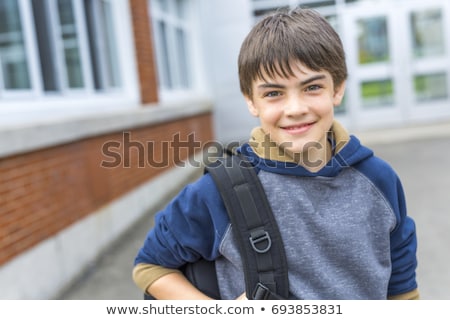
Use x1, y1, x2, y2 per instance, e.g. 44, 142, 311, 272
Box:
256, 74, 327, 89
300, 74, 327, 86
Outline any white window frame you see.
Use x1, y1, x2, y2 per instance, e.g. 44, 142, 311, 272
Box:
149, 0, 205, 102
0, 0, 140, 126
0, 0, 41, 99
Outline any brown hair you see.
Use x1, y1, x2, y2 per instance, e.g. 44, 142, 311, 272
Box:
238, 7, 347, 98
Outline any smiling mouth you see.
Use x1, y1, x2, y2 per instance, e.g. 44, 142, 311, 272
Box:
281, 122, 315, 133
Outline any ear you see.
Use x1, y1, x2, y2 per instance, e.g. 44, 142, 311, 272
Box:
244, 95, 259, 117
333, 81, 346, 106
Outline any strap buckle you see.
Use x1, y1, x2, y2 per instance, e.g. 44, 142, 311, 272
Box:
249, 229, 271, 253
252, 283, 272, 300
252, 282, 285, 300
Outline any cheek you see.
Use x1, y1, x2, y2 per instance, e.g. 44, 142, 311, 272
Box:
314, 97, 336, 115
259, 107, 282, 126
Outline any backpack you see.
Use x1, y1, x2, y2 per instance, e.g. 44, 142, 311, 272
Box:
145, 152, 289, 300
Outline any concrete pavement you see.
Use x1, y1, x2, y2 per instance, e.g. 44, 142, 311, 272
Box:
57, 121, 450, 300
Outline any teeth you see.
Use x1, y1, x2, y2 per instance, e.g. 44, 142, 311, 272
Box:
285, 124, 307, 129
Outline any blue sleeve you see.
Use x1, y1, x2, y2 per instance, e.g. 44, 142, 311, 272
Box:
387, 176, 418, 295
134, 173, 229, 268
356, 157, 418, 295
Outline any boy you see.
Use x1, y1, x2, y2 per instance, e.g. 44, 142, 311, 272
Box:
133, 7, 418, 300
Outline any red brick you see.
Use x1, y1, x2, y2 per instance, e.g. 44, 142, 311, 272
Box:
0, 113, 213, 266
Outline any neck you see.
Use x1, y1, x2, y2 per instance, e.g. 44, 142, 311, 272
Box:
287, 135, 332, 172
249, 120, 350, 172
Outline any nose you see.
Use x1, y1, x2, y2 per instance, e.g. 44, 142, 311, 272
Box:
284, 94, 308, 117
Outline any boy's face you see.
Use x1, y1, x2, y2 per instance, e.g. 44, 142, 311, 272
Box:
244, 62, 345, 159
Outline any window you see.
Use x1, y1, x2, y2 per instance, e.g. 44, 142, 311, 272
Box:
360, 79, 394, 108
410, 8, 445, 59
251, 0, 340, 19
414, 72, 448, 102
57, 0, 85, 89
0, 0, 31, 91
1, 0, 121, 98
84, 0, 121, 90
357, 16, 390, 64
149, 0, 193, 94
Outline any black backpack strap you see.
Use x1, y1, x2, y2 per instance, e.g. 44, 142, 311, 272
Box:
206, 154, 289, 300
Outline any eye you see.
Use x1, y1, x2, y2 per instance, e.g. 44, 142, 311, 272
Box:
305, 84, 322, 92
264, 91, 282, 98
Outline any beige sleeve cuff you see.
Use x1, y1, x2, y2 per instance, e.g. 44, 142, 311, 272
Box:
132, 263, 182, 293
388, 288, 420, 300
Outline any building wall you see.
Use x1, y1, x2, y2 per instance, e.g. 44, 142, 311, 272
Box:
0, 113, 213, 267
194, 0, 257, 144
0, 0, 214, 299
130, 0, 159, 104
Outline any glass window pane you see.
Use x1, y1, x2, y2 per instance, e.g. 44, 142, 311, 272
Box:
361, 79, 394, 108
32, 0, 59, 91
410, 8, 445, 59
155, 20, 172, 88
176, 27, 189, 88
151, 0, 193, 92
154, 0, 169, 12
83, 0, 101, 89
65, 47, 83, 88
0, 0, 31, 89
58, 0, 75, 25
175, 0, 187, 19
100, 0, 120, 88
57, 0, 84, 88
357, 16, 390, 64
414, 72, 448, 102
84, 0, 121, 90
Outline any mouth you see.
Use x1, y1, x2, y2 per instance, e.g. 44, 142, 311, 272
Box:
281, 122, 315, 134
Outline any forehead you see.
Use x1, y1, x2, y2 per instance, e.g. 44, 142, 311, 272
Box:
253, 60, 332, 84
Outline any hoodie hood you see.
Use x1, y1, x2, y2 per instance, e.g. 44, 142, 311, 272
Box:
238, 120, 374, 177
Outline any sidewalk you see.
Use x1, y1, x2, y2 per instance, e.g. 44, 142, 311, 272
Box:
58, 121, 450, 300
57, 168, 203, 300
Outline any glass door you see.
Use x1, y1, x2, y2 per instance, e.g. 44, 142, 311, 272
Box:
405, 1, 450, 122
341, 1, 404, 129
341, 0, 450, 129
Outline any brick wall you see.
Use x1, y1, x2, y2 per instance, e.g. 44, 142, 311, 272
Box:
0, 112, 213, 266
129, 0, 159, 104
